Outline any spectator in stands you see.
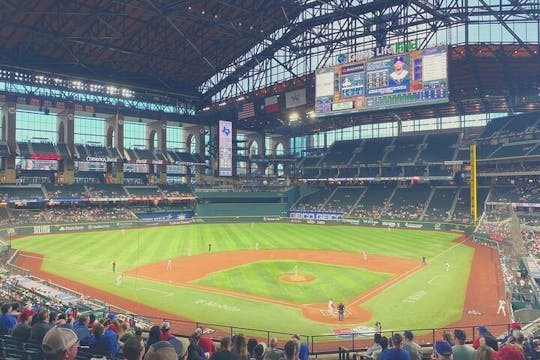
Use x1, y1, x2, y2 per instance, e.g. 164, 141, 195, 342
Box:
56, 313, 75, 330
265, 337, 283, 360
442, 331, 454, 346
42, 327, 79, 360
501, 322, 522, 344
11, 309, 32, 341
253, 343, 266, 360
73, 314, 94, 346
431, 341, 452, 360
161, 321, 174, 341
0, 303, 16, 335
498, 343, 525, 360
247, 338, 258, 359
90, 322, 120, 358
145, 341, 178, 360
474, 345, 494, 360
233, 334, 249, 360
283, 340, 297, 360
88, 314, 97, 330
507, 330, 531, 359
291, 334, 308, 360
380, 334, 410, 360
210, 336, 240, 360
196, 327, 217, 356
146, 325, 162, 352
452, 330, 474, 360
119, 321, 135, 346
171, 337, 190, 360
30, 308, 52, 344
188, 335, 205, 360
373, 337, 389, 360
124, 335, 146, 360
402, 330, 423, 360
473, 326, 498, 351
366, 333, 383, 358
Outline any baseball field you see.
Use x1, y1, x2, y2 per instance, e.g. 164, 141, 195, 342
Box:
11, 222, 503, 336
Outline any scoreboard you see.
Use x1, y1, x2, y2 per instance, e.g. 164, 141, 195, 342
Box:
315, 46, 448, 117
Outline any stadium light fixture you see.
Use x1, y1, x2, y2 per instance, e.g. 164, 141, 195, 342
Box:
289, 112, 300, 122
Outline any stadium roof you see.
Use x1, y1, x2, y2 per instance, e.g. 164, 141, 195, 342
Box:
0, 1, 538, 133
0, 0, 306, 101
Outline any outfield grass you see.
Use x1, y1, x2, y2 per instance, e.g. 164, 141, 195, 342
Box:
11, 223, 471, 334
192, 260, 392, 303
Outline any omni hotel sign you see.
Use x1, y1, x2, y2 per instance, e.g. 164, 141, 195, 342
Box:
336, 40, 419, 64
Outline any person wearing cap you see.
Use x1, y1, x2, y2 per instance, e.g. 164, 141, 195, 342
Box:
389, 56, 409, 86
161, 321, 174, 341
42, 326, 80, 360
431, 340, 452, 360
381, 333, 410, 360
12, 309, 32, 341
506, 330, 531, 358
452, 330, 473, 360
195, 328, 217, 357
145, 340, 178, 360
402, 331, 423, 360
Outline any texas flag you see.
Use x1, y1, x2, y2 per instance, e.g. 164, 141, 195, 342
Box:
264, 96, 279, 113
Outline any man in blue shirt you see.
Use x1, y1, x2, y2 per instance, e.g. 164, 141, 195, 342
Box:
380, 334, 411, 360
0, 303, 17, 335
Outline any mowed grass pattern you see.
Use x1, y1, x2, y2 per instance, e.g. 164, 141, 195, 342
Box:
11, 223, 471, 333
192, 260, 392, 303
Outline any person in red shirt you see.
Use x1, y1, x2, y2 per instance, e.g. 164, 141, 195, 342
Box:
195, 327, 216, 357
160, 322, 174, 341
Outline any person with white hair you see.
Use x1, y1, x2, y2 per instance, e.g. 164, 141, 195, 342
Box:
265, 337, 283, 360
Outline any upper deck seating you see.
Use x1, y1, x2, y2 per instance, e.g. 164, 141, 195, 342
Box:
351, 137, 392, 165
320, 139, 362, 167
31, 141, 56, 155
385, 134, 424, 164
420, 133, 459, 162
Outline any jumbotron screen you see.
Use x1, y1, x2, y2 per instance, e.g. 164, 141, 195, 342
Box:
315, 46, 448, 117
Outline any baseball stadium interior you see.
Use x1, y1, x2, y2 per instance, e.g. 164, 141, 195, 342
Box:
0, 0, 539, 359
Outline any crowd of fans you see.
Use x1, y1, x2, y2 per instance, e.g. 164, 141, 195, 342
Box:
1, 294, 538, 360
0, 206, 137, 227
363, 327, 538, 360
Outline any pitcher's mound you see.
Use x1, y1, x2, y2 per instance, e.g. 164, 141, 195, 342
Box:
280, 274, 315, 282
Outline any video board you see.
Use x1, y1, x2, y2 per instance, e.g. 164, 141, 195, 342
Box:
315, 46, 448, 117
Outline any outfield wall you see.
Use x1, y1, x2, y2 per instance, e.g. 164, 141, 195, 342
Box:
0, 215, 472, 242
